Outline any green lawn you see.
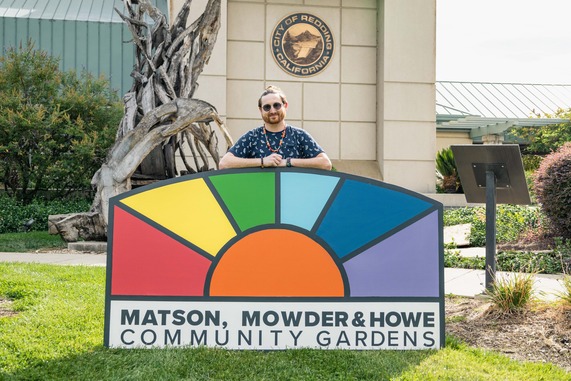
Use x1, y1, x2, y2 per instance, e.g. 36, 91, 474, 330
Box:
0, 231, 67, 252
0, 263, 569, 380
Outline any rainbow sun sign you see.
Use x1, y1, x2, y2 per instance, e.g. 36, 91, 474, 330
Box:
104, 168, 444, 350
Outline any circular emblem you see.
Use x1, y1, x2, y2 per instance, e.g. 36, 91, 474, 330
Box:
271, 13, 334, 77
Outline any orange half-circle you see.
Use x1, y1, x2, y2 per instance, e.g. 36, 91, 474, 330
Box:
209, 229, 344, 297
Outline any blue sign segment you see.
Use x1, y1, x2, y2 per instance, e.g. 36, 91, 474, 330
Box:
316, 179, 433, 258
280, 172, 339, 230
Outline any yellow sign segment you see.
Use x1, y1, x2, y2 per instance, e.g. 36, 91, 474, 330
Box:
120, 179, 235, 256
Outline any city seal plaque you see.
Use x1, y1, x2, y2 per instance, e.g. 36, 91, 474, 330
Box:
271, 13, 334, 77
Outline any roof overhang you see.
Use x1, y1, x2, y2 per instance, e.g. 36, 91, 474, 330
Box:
436, 115, 568, 138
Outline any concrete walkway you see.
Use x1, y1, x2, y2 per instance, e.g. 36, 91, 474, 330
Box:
441, 224, 568, 300
0, 251, 566, 301
0, 252, 106, 266
445, 267, 566, 301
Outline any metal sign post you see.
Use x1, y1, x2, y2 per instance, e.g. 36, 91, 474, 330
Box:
451, 145, 531, 292
484, 169, 497, 291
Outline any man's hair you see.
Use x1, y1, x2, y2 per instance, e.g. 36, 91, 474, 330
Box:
258, 85, 287, 107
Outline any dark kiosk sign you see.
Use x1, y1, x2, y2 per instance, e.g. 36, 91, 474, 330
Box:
271, 13, 334, 77
104, 168, 445, 350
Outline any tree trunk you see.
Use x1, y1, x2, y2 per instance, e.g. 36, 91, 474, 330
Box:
49, 0, 233, 242
442, 175, 458, 193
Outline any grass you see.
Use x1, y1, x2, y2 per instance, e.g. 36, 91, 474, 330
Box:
557, 274, 571, 305
486, 272, 535, 313
0, 231, 67, 252
1, 263, 570, 380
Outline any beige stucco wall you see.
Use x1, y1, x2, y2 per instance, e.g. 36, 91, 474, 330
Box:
170, 0, 437, 193
225, 1, 377, 165
378, 0, 436, 193
436, 131, 472, 153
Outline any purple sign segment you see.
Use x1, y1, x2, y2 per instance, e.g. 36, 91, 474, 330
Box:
344, 211, 440, 297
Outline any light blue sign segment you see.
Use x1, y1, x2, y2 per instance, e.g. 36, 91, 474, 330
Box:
280, 172, 339, 230
316, 179, 433, 258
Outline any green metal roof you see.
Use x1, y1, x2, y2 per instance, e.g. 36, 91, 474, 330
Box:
0, 0, 168, 97
436, 81, 571, 139
0, 0, 130, 22
0, 0, 169, 22
437, 81, 571, 118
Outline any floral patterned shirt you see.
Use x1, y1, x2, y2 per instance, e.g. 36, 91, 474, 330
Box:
228, 125, 325, 159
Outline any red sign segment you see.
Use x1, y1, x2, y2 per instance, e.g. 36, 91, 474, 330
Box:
111, 207, 211, 296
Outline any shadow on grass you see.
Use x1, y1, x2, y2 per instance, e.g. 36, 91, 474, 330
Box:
0, 263, 438, 380
3, 346, 435, 380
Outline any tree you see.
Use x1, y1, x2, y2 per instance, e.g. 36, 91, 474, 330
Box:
511, 108, 571, 154
49, 0, 233, 242
0, 42, 121, 204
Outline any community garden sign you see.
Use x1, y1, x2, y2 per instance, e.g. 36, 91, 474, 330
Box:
104, 168, 444, 349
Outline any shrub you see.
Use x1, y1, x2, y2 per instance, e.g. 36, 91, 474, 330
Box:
521, 154, 543, 171
443, 207, 474, 226
533, 142, 571, 239
0, 194, 90, 233
496, 251, 566, 274
444, 248, 566, 274
524, 170, 538, 204
486, 272, 535, 313
444, 244, 485, 269
0, 41, 121, 204
552, 237, 571, 274
436, 148, 461, 193
445, 205, 542, 247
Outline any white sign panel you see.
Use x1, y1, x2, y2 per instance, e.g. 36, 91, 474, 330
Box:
108, 301, 441, 350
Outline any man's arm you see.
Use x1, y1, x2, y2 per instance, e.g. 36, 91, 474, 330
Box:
219, 152, 331, 170
219, 152, 283, 169
287, 153, 332, 170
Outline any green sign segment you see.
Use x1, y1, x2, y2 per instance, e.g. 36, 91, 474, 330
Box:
210, 172, 276, 231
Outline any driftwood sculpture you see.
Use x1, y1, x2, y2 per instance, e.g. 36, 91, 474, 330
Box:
49, 0, 232, 242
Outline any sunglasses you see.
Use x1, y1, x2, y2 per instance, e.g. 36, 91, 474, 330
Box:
262, 102, 283, 112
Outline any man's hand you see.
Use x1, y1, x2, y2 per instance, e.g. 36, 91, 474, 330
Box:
263, 153, 283, 167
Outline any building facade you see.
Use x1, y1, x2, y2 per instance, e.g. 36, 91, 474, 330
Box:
175, 0, 437, 193
0, 0, 437, 193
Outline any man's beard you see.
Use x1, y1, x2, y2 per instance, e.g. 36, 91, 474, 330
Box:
263, 110, 285, 125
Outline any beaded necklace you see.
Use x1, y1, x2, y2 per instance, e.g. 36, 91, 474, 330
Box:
263, 126, 286, 153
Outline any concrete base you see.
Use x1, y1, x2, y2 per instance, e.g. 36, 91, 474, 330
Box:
68, 241, 107, 253
424, 193, 483, 208
331, 160, 382, 180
